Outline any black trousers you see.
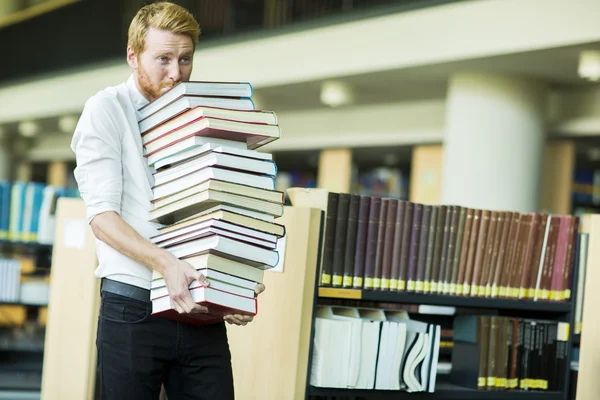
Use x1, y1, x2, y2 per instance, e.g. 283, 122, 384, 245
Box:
96, 288, 235, 400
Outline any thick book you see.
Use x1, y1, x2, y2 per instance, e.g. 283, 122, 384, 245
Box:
149, 188, 284, 225
151, 178, 283, 210
155, 204, 285, 237
152, 252, 265, 283
151, 274, 256, 299
142, 106, 278, 145
153, 151, 277, 187
143, 116, 280, 153
152, 165, 275, 200
138, 81, 254, 120
152, 286, 257, 326
150, 218, 279, 249
149, 139, 272, 169
164, 234, 279, 268
139, 95, 255, 133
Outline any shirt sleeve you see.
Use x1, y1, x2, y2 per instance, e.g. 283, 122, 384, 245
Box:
71, 94, 123, 224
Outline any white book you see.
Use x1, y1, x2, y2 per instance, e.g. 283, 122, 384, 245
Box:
165, 234, 279, 267
154, 151, 276, 187
139, 95, 255, 133
152, 166, 275, 200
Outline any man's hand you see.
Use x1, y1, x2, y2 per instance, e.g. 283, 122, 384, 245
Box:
162, 257, 211, 315
224, 283, 266, 326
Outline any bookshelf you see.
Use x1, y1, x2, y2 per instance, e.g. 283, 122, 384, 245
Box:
309, 385, 565, 399
224, 202, 586, 400
318, 287, 572, 313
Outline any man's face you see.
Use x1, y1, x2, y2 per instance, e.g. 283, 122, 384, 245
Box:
127, 27, 194, 101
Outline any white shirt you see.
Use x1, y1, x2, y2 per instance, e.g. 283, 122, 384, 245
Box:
71, 75, 161, 289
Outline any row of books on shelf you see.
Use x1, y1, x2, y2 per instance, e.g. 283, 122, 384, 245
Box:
310, 306, 571, 393
0, 257, 49, 305
453, 315, 570, 392
0, 181, 78, 245
133, 79, 284, 321
319, 192, 583, 303
310, 305, 441, 392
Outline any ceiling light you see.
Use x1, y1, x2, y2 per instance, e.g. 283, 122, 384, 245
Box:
578, 50, 600, 82
18, 120, 40, 138
58, 115, 78, 133
320, 80, 354, 107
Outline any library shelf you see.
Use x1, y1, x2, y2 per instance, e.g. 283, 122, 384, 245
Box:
308, 384, 564, 400
0, 241, 52, 252
318, 288, 571, 313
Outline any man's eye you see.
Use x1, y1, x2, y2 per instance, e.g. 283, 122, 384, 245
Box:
158, 56, 169, 63
180, 57, 191, 64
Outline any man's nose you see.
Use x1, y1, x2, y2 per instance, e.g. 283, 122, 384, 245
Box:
169, 63, 182, 83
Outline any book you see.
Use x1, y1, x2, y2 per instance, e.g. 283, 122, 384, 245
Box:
138, 81, 253, 120
136, 81, 283, 324
311, 189, 581, 302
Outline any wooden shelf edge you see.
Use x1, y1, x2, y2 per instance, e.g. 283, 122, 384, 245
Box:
308, 385, 564, 399
317, 287, 571, 313
318, 287, 362, 299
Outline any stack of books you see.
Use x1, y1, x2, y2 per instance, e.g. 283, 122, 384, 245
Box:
136, 81, 285, 325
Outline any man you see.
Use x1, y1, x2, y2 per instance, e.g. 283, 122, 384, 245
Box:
71, 2, 264, 399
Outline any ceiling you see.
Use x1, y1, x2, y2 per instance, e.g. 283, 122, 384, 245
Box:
255, 41, 600, 112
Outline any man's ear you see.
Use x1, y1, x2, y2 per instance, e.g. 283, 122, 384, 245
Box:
126, 45, 138, 69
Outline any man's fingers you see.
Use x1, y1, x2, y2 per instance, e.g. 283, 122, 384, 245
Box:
196, 272, 210, 287
223, 314, 253, 326
254, 283, 266, 296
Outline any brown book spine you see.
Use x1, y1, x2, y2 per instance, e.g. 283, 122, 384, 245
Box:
456, 208, 474, 296
342, 194, 360, 288
480, 211, 499, 297
437, 205, 454, 294
518, 213, 541, 299
397, 201, 414, 291
331, 193, 350, 287
423, 205, 439, 293
463, 209, 481, 296
486, 316, 500, 389
373, 199, 389, 290
380, 199, 398, 291
406, 203, 423, 292
471, 209, 491, 297
389, 200, 406, 291
415, 205, 432, 293
508, 318, 520, 389
430, 205, 447, 293
352, 196, 371, 288
363, 197, 381, 290
500, 213, 522, 298
486, 212, 504, 297
526, 213, 547, 299
563, 216, 580, 300
450, 206, 467, 295
491, 211, 512, 298
479, 316, 491, 388
443, 206, 460, 294
538, 216, 560, 300
508, 213, 532, 298
320, 192, 338, 286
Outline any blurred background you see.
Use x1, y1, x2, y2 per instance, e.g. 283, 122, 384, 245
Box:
0, 0, 599, 398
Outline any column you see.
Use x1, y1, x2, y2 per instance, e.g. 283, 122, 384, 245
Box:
441, 72, 548, 212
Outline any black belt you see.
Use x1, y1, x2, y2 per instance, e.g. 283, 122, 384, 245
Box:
101, 278, 151, 303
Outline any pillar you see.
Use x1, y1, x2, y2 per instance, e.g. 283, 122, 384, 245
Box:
441, 72, 547, 212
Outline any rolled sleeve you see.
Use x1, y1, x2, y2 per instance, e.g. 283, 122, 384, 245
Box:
71, 94, 123, 224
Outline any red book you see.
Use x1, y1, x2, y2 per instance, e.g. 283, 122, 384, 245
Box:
151, 286, 257, 326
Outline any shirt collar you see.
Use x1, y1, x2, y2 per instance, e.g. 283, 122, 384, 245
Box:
126, 75, 150, 116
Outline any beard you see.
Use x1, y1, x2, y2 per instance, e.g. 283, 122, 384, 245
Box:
137, 62, 175, 101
